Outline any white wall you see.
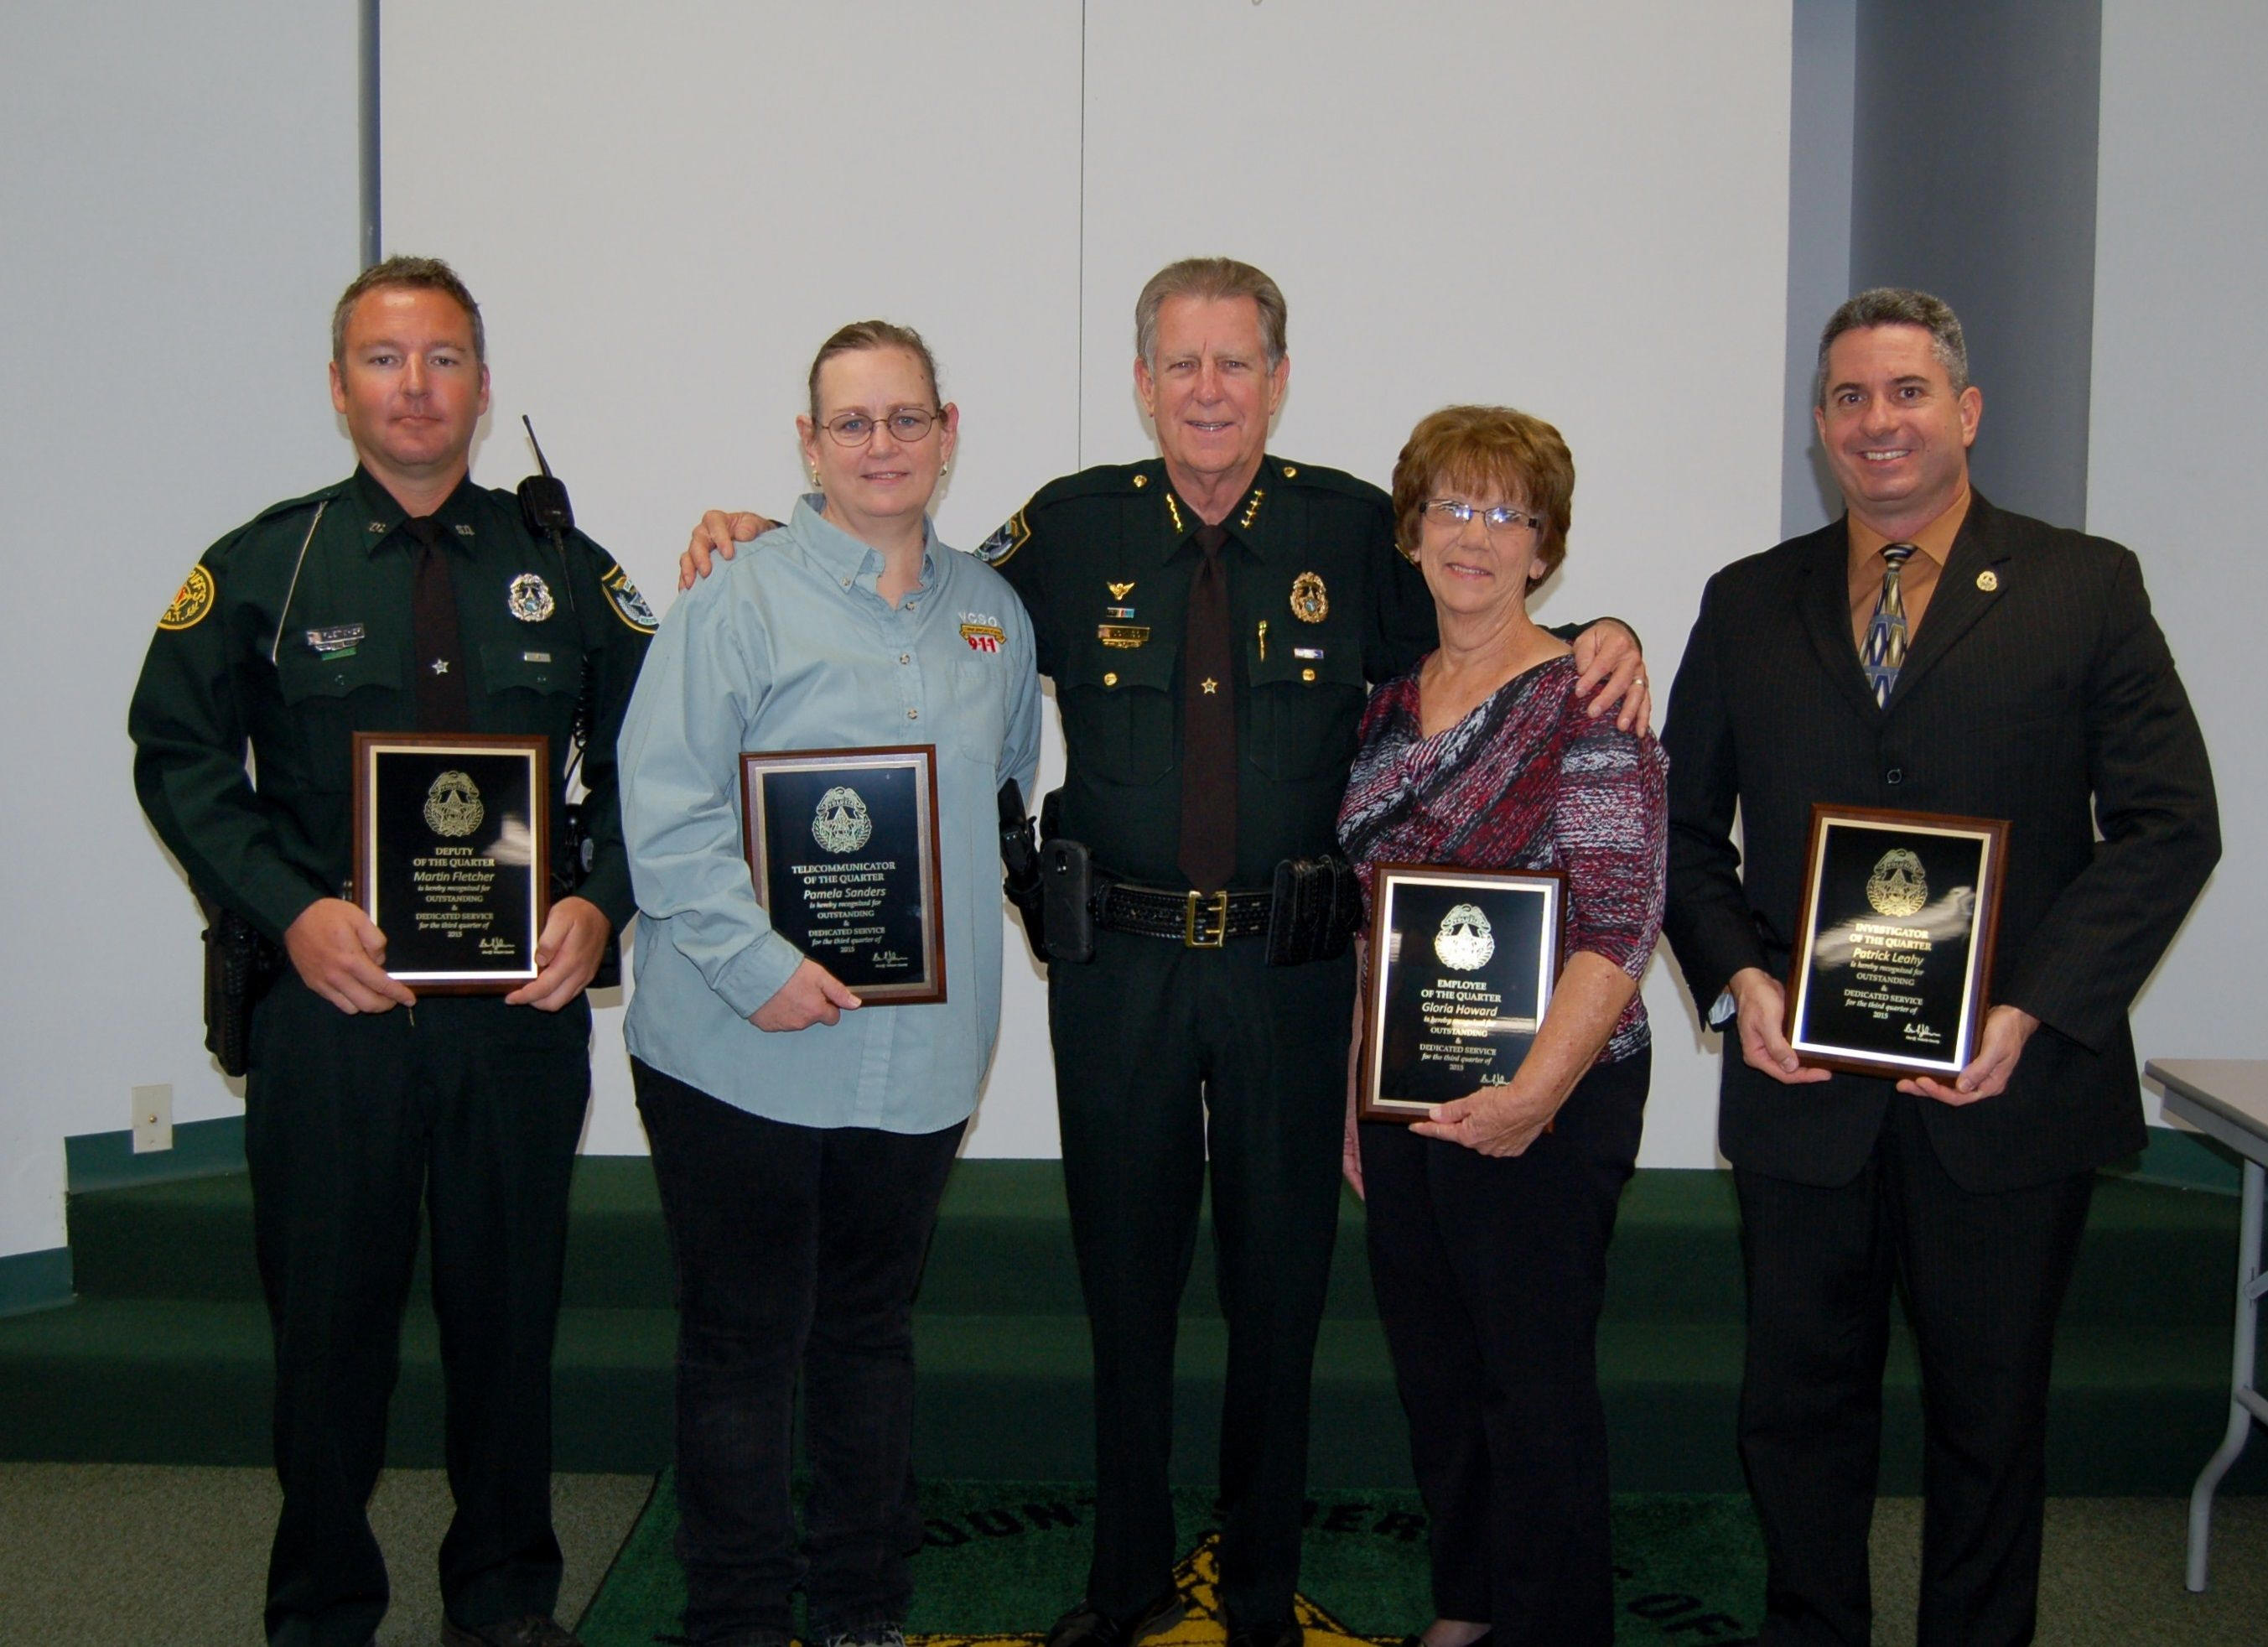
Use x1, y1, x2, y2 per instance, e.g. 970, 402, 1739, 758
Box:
0, 3, 361, 1258
2090, 1, 2268, 1094
381, 0, 1794, 1168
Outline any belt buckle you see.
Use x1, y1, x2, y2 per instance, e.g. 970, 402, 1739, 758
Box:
1184, 889, 1229, 948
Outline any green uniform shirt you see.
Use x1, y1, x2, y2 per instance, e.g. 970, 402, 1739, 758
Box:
978, 455, 1439, 888
130, 467, 653, 944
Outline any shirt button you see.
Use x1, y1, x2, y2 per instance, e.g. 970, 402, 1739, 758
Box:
1301, 668, 1316, 683
841, 577, 852, 588
906, 708, 920, 720
1103, 672, 1118, 687
1886, 767, 1903, 785
899, 652, 911, 665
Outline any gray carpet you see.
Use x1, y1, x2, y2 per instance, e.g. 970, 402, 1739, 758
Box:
0, 1464, 653, 1645
0, 1464, 2260, 1644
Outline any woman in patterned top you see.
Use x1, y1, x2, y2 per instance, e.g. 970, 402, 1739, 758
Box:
1336, 405, 1668, 1647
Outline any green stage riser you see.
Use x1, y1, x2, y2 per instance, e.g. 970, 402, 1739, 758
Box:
5, 1163, 2263, 1496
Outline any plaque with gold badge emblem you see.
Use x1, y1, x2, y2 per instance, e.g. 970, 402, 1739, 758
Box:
1357, 864, 1568, 1123
1783, 803, 2011, 1078
740, 745, 946, 1004
350, 731, 551, 992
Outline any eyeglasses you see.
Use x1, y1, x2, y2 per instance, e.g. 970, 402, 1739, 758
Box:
820, 408, 942, 446
1422, 498, 1543, 534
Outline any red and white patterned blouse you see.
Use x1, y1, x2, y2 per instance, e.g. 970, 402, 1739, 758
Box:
1336, 653, 1669, 1064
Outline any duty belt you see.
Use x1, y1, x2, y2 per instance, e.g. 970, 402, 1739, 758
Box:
1095, 882, 1274, 948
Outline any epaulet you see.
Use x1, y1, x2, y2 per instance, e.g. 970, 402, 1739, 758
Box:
1027, 460, 1164, 510
245, 479, 350, 527
976, 462, 1161, 568
1268, 458, 1387, 507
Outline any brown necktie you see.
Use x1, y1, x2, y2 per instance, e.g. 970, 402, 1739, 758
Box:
1178, 522, 1237, 893
407, 516, 470, 730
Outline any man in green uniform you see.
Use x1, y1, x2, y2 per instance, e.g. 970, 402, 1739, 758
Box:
129, 257, 653, 1647
683, 257, 1647, 1647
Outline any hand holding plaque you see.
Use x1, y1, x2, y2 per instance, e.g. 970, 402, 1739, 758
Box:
1783, 804, 2009, 1079
1357, 865, 1566, 1124
351, 732, 550, 993
741, 746, 946, 1005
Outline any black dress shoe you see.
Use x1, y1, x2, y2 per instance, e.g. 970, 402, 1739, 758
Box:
1045, 1587, 1187, 1647
1224, 1623, 1302, 1647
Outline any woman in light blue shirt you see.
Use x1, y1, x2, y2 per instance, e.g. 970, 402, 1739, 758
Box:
619, 321, 1041, 1647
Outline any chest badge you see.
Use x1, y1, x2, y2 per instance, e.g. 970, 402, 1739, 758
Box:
1289, 570, 1329, 624
959, 613, 1007, 654
1975, 569, 2000, 592
507, 572, 556, 623
1108, 581, 1135, 600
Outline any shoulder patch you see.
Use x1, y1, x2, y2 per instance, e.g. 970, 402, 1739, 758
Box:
158, 564, 216, 631
601, 564, 659, 633
975, 508, 1030, 567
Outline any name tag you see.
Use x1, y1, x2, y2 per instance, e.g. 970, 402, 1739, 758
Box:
1098, 624, 1151, 649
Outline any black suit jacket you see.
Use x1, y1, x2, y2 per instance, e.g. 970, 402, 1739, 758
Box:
1661, 492, 2219, 1192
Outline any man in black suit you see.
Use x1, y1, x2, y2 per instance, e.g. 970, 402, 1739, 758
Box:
1661, 288, 2219, 1645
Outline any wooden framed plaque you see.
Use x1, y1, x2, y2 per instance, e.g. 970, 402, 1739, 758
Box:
1784, 803, 2010, 1078
740, 745, 946, 1005
350, 731, 550, 994
1358, 864, 1565, 1123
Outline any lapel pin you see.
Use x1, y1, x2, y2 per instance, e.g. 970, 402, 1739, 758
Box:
1976, 569, 1999, 592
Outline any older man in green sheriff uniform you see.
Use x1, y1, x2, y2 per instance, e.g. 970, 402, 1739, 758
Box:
129, 257, 651, 1647
978, 259, 1645, 1647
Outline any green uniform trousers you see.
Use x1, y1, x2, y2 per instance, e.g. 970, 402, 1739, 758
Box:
245, 973, 592, 1647
1050, 927, 1352, 1629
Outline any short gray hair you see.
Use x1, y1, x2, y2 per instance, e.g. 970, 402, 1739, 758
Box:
1814, 287, 1968, 407
332, 255, 485, 365
1134, 257, 1288, 371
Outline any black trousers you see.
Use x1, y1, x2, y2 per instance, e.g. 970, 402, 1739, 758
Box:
1360, 1047, 1649, 1645
1736, 1092, 2094, 1647
633, 1060, 964, 1644
244, 973, 593, 1647
1049, 929, 1352, 1629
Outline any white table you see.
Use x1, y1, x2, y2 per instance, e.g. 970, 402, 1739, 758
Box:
2143, 1057, 2268, 1592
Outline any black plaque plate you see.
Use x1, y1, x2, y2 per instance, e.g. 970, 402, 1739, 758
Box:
1785, 804, 2009, 1078
351, 731, 549, 993
1358, 864, 1566, 1123
740, 745, 945, 1005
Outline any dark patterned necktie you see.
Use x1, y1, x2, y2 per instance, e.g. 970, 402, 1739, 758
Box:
1178, 523, 1237, 893
407, 516, 470, 730
1861, 542, 1917, 708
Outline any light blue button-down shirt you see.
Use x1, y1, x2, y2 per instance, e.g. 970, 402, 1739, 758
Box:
620, 498, 1041, 1133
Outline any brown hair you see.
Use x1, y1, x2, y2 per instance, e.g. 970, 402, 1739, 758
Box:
807, 320, 942, 419
1134, 257, 1288, 370
1391, 405, 1575, 591
330, 255, 485, 364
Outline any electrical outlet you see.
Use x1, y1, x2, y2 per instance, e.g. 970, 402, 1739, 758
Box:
132, 1083, 173, 1154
